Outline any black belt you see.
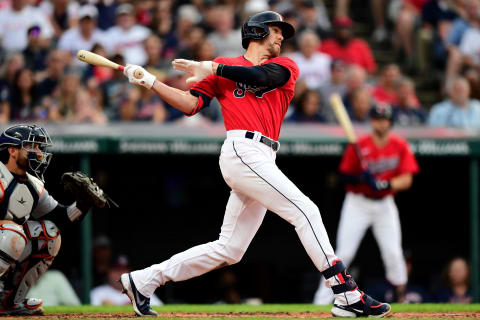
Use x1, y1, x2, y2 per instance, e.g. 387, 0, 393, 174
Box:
245, 131, 279, 151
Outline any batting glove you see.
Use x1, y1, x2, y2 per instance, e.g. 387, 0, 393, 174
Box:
172, 59, 213, 84
124, 64, 156, 89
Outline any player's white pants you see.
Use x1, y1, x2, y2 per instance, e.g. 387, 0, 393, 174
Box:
314, 192, 407, 305
132, 131, 356, 301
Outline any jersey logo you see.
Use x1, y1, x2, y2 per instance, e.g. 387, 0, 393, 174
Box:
18, 197, 26, 205
233, 82, 275, 98
368, 156, 399, 174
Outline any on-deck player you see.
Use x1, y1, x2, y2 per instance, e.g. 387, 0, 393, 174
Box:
119, 11, 391, 318
314, 104, 419, 305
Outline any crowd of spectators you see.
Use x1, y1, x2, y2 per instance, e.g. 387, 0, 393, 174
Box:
1, 0, 480, 129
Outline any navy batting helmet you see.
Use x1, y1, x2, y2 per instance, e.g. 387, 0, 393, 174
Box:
0, 124, 53, 181
369, 104, 393, 121
241, 11, 295, 49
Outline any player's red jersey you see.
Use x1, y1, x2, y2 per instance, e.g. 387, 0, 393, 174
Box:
190, 56, 299, 141
340, 134, 419, 198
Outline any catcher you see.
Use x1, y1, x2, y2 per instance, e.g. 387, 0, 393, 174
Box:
0, 124, 107, 315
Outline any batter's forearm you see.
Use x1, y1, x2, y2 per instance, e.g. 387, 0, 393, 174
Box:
390, 174, 413, 191
151, 80, 197, 114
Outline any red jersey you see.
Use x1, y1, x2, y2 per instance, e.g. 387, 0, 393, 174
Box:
319, 38, 377, 74
339, 134, 419, 198
190, 56, 299, 141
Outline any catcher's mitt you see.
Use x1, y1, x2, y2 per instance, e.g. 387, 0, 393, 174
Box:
61, 171, 108, 209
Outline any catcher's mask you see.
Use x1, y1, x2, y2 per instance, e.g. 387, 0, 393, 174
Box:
0, 124, 53, 181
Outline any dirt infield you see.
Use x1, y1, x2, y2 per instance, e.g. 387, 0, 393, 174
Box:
1, 312, 478, 319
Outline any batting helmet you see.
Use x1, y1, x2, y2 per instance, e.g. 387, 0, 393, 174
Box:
241, 11, 295, 49
369, 104, 393, 121
0, 124, 53, 181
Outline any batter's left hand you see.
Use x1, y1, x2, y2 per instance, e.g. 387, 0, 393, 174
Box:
172, 59, 213, 84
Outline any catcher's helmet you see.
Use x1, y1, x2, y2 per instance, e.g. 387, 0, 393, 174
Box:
0, 124, 53, 181
369, 104, 393, 121
241, 11, 295, 49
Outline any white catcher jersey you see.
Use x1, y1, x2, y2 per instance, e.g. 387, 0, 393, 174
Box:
0, 162, 58, 224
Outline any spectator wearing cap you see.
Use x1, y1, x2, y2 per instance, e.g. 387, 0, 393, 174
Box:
58, 5, 106, 69
289, 30, 331, 90
23, 26, 49, 72
90, 255, 163, 306
297, 0, 331, 39
428, 76, 480, 129
104, 3, 151, 66
319, 16, 377, 74
0, 0, 54, 52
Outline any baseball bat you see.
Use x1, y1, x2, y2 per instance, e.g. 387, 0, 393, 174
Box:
329, 93, 368, 170
76, 50, 143, 79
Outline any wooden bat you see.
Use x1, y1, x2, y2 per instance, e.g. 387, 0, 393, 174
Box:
77, 50, 143, 79
329, 93, 368, 170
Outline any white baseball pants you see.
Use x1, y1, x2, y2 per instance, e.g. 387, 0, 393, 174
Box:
314, 192, 407, 305
131, 131, 359, 303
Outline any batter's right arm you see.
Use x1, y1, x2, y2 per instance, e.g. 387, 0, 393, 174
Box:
124, 64, 197, 115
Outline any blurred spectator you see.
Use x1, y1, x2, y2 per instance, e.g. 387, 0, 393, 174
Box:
349, 87, 373, 124
27, 270, 81, 306
421, 0, 459, 67
81, 43, 113, 84
372, 64, 402, 106
100, 54, 132, 120
177, 25, 207, 60
104, 3, 151, 65
23, 26, 49, 72
37, 49, 68, 99
207, 5, 244, 57
445, 0, 480, 82
49, 73, 107, 124
434, 257, 472, 303
319, 59, 348, 122
39, 0, 81, 37
9, 68, 44, 121
287, 89, 327, 122
296, 0, 331, 39
119, 86, 167, 122
58, 4, 106, 68
334, 0, 389, 42
319, 16, 377, 74
289, 30, 331, 90
143, 35, 170, 83
91, 255, 163, 306
392, 0, 429, 68
0, 0, 54, 52
96, 0, 118, 31
194, 40, 216, 61
428, 76, 480, 128
93, 235, 113, 287
392, 77, 427, 125
150, 0, 175, 57
342, 64, 369, 112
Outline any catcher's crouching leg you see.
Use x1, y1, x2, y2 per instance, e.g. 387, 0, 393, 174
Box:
1, 220, 61, 315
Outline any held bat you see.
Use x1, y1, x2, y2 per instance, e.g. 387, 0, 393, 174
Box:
329, 93, 368, 170
76, 50, 143, 79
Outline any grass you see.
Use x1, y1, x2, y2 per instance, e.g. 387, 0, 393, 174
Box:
42, 304, 480, 319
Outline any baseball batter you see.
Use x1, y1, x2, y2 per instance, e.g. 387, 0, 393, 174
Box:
119, 11, 391, 318
314, 104, 419, 305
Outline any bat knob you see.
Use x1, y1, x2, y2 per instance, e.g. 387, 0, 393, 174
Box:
134, 69, 144, 79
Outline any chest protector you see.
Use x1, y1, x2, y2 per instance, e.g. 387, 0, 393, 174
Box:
0, 163, 44, 224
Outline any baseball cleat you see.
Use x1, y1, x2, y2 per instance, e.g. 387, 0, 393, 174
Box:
119, 273, 158, 317
0, 298, 44, 316
331, 292, 391, 318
